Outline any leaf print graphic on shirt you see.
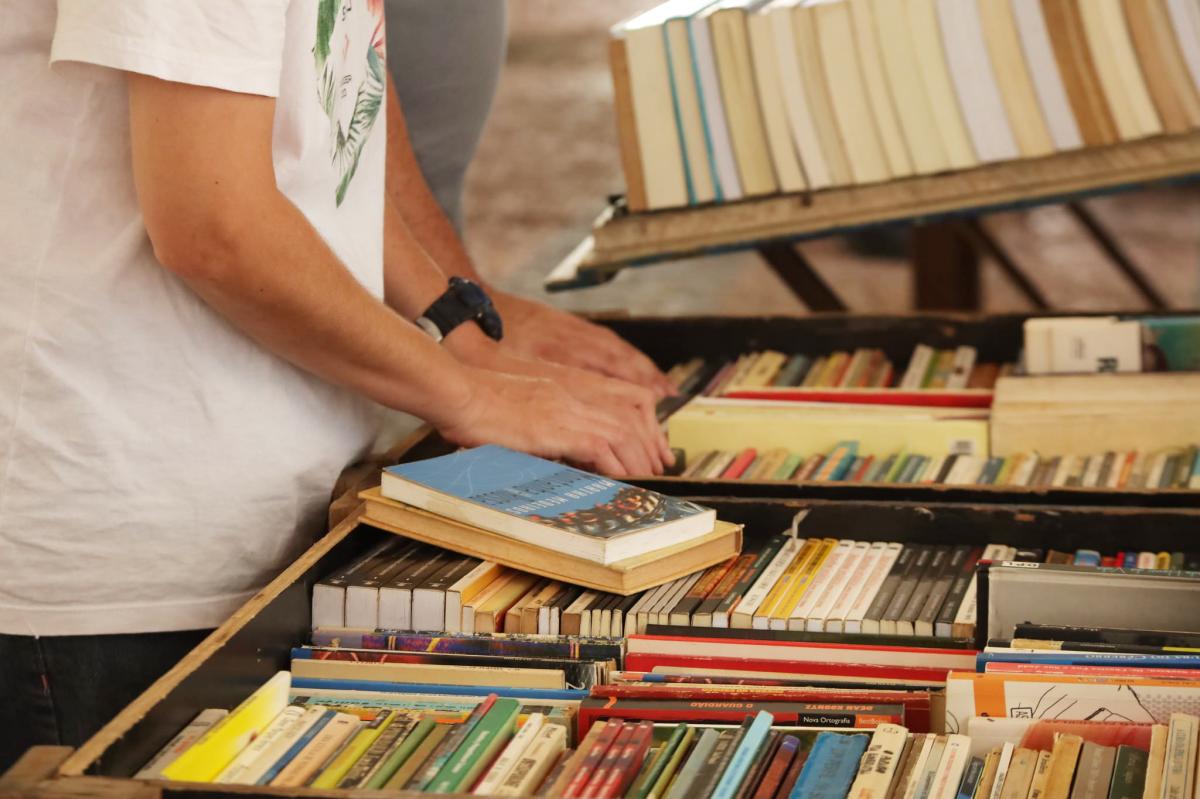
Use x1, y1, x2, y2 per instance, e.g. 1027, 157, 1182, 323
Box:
314, 0, 387, 206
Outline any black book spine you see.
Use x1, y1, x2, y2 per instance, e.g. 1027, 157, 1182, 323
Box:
935, 546, 984, 638
916, 545, 972, 636
862, 546, 916, 631
881, 546, 932, 626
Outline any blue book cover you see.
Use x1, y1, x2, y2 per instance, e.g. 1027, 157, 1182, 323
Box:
256, 708, 335, 785
711, 711, 775, 799
976, 652, 1200, 671
789, 732, 870, 799
290, 676, 587, 701
955, 757, 985, 799
383, 445, 712, 541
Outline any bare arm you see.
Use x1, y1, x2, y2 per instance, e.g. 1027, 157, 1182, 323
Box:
127, 74, 633, 475
382, 75, 675, 397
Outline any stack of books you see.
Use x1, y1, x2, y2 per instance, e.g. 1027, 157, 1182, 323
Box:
611, 0, 1200, 211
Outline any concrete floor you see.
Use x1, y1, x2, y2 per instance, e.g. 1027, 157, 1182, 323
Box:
460, 1, 1200, 317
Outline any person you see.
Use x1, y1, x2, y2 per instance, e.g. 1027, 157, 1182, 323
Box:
0, 1, 670, 771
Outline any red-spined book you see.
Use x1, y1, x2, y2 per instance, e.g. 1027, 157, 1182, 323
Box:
625, 634, 976, 673
579, 722, 635, 799
595, 720, 654, 798
589, 684, 932, 733
577, 698, 903, 733
776, 741, 810, 798
623, 653, 947, 686
752, 734, 801, 799
562, 720, 622, 798
722, 449, 758, 480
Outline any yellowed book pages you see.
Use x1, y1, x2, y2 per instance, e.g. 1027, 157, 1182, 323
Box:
620, 10, 690, 209
871, 0, 950, 173
747, 8, 808, 192
711, 4, 779, 196
848, 0, 915, 177
1040, 734, 1082, 799
474, 571, 540, 634
668, 398, 991, 459
291, 657, 567, 690
360, 489, 742, 596
977, 0, 1056, 156
813, 0, 892, 184
769, 0, 834, 188
1078, 0, 1163, 139
664, 15, 718, 203
1123, 0, 1200, 131
905, 0, 978, 169
794, 1, 855, 184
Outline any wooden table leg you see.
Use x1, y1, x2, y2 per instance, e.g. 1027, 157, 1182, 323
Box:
756, 242, 848, 311
911, 222, 981, 310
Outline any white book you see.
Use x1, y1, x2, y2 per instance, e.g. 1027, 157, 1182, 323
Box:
936, 0, 1019, 163
827, 542, 886, 633
768, 0, 833, 187
806, 541, 871, 632
135, 708, 229, 779
214, 706, 307, 784
562, 590, 598, 637
987, 742, 1015, 799
1166, 0, 1200, 94
1051, 454, 1078, 487
945, 346, 977, 390
1147, 451, 1170, 489
494, 724, 568, 797
900, 735, 937, 799
1010, 0, 1084, 150
445, 561, 500, 634
948, 543, 1010, 637
225, 706, 329, 786
636, 581, 678, 635
848, 0, 914, 177
655, 571, 703, 626
473, 713, 545, 796
1081, 454, 1105, 488
1081, 0, 1162, 140
788, 540, 853, 631
691, 6, 745, 200
946, 455, 984, 486
1010, 454, 1039, 487
624, 585, 659, 636
849, 724, 911, 799
747, 5, 808, 192
1105, 453, 1128, 489
921, 455, 949, 484
900, 344, 935, 389
846, 543, 903, 634
730, 537, 804, 628
928, 735, 972, 799
908, 736, 946, 799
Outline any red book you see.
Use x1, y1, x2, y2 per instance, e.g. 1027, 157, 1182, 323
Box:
774, 743, 809, 799
752, 734, 800, 799
851, 455, 875, 482
589, 684, 932, 732
722, 448, 759, 480
596, 721, 654, 798
563, 720, 622, 798
576, 697, 903, 734
580, 722, 634, 799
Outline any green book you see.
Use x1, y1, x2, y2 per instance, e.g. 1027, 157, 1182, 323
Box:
885, 451, 910, 482
363, 715, 436, 790
773, 452, 805, 480
310, 709, 396, 789
1105, 745, 1148, 799
408, 695, 495, 791
627, 724, 689, 799
427, 698, 521, 793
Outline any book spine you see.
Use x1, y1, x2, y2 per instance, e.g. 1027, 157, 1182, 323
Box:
407, 694, 497, 791
862, 546, 915, 634
935, 547, 985, 638
562, 721, 622, 798
711, 712, 775, 799
580, 723, 636, 799
363, 716, 435, 790
428, 698, 520, 793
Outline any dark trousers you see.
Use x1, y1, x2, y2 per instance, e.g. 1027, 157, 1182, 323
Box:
0, 629, 211, 775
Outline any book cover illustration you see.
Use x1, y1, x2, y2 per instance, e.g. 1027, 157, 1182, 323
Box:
385, 446, 710, 540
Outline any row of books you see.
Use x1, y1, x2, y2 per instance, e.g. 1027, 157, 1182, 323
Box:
1024, 315, 1200, 375
613, 0, 1200, 211
667, 346, 1005, 399
675, 444, 1200, 490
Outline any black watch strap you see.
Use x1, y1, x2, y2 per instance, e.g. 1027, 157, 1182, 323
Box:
415, 277, 503, 342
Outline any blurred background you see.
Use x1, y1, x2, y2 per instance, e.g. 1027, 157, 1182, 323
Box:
459, 0, 1200, 316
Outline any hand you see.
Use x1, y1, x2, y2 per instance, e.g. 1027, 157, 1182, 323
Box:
442, 326, 673, 475
438, 368, 660, 477
492, 292, 677, 399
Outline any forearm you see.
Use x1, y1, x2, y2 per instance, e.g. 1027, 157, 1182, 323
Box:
164, 191, 472, 426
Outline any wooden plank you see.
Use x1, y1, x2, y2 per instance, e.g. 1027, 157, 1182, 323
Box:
547, 131, 1200, 289
56, 509, 366, 779
0, 748, 73, 796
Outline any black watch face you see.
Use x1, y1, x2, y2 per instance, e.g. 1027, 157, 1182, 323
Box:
454, 278, 490, 310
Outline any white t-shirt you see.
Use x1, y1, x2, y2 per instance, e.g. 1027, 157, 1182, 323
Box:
0, 1, 389, 636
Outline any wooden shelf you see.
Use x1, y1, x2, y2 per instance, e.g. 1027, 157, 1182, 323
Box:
546, 131, 1200, 291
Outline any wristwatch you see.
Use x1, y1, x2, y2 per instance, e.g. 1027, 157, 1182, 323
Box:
415, 277, 504, 343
